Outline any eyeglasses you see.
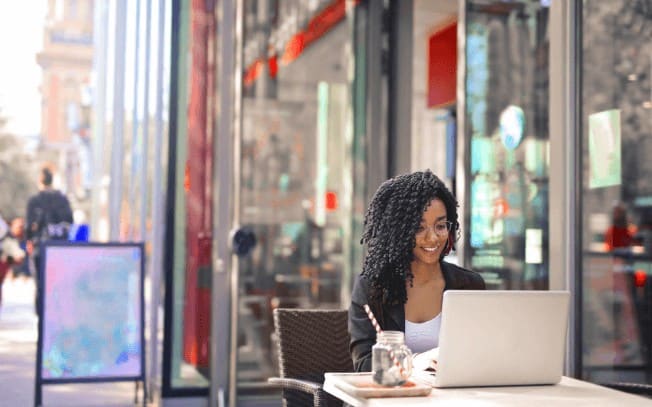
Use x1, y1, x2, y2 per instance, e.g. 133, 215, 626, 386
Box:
416, 221, 453, 238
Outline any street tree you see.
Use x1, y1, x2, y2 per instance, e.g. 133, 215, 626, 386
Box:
0, 109, 37, 220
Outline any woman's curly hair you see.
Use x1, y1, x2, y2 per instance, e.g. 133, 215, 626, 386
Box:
360, 170, 459, 306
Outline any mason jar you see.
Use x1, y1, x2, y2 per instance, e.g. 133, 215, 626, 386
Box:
371, 331, 413, 386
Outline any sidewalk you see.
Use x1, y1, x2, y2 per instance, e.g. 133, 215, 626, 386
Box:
0, 277, 145, 406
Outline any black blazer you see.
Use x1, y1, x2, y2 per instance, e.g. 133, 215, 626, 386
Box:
348, 261, 486, 372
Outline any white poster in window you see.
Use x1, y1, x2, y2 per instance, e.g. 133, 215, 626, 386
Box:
525, 228, 543, 264
588, 109, 621, 189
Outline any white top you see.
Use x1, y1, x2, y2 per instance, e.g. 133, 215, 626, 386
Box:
405, 313, 441, 353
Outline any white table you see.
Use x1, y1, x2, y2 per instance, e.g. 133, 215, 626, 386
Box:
324, 376, 652, 406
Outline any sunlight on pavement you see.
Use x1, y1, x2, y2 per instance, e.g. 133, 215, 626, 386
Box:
0, 277, 38, 335
0, 277, 145, 405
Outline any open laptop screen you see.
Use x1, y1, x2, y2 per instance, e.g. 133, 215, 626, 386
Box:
433, 290, 570, 388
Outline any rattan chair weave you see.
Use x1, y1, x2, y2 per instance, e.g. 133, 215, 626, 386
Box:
270, 308, 353, 407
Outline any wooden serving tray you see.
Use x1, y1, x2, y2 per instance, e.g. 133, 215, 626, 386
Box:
325, 372, 432, 398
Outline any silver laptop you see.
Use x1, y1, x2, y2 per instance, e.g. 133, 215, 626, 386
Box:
430, 290, 570, 388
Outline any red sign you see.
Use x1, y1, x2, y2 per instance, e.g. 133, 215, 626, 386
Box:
245, 0, 361, 87
325, 191, 338, 211
427, 22, 457, 108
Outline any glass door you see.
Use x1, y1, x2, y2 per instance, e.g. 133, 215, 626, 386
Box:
579, 0, 652, 387
464, 0, 551, 289
235, 0, 360, 401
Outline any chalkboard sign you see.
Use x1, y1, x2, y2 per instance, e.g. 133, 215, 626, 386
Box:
34, 242, 146, 405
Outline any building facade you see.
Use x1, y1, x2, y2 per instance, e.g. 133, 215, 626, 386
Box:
75, 0, 652, 405
37, 0, 94, 203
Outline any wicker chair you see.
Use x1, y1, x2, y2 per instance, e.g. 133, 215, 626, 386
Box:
268, 308, 353, 407
599, 382, 652, 399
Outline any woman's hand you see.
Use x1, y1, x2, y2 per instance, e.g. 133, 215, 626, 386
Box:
412, 347, 439, 371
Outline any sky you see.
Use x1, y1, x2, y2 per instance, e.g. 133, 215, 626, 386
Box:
0, 1, 170, 137
0, 1, 47, 136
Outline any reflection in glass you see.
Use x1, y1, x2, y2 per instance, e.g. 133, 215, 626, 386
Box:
168, 0, 216, 390
238, 0, 358, 400
465, 0, 550, 290
581, 0, 652, 387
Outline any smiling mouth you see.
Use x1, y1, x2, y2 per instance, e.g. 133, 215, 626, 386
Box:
422, 245, 440, 253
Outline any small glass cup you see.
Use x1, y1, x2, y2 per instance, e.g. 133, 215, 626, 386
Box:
371, 331, 413, 386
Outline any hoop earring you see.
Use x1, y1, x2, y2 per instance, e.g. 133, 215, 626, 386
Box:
442, 233, 456, 256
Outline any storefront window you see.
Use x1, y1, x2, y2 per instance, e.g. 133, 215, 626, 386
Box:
465, 0, 550, 289
165, 0, 216, 391
237, 0, 360, 400
580, 0, 652, 386
163, 0, 366, 399
409, 1, 458, 198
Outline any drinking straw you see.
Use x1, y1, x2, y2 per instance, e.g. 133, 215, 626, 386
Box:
363, 304, 406, 378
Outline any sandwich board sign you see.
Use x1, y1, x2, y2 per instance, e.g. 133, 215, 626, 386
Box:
34, 242, 146, 406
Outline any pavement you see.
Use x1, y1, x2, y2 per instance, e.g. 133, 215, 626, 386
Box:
0, 277, 147, 406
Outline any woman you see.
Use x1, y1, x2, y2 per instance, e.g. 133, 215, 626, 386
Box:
349, 170, 485, 372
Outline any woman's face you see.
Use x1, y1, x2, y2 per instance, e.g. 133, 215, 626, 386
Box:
412, 198, 449, 265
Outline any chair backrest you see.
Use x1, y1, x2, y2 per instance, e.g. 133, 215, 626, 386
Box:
273, 308, 353, 384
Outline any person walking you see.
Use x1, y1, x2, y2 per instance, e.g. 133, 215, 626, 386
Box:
25, 167, 73, 314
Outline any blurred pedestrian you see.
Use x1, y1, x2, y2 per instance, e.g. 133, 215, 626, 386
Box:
604, 202, 637, 251
0, 213, 25, 308
8, 217, 30, 280
25, 167, 73, 314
